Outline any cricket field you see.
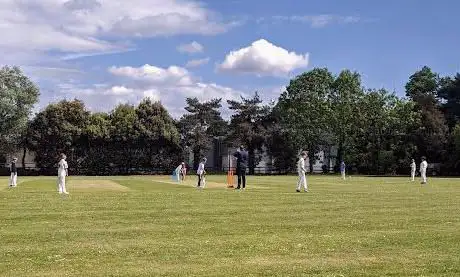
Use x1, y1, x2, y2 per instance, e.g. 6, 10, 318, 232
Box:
0, 175, 459, 276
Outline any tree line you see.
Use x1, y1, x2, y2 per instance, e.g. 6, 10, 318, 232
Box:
1, 65, 460, 175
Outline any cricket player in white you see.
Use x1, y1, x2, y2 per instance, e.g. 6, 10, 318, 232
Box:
296, 151, 308, 192
420, 156, 428, 184
340, 161, 346, 180
197, 158, 206, 189
180, 162, 187, 181
9, 157, 18, 188
174, 163, 183, 182
410, 159, 416, 181
58, 154, 69, 194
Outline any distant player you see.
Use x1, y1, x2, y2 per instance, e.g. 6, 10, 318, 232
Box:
340, 161, 346, 180
420, 156, 428, 185
296, 151, 308, 192
410, 159, 416, 182
9, 157, 18, 188
58, 154, 69, 194
174, 163, 183, 182
180, 162, 187, 181
197, 158, 207, 189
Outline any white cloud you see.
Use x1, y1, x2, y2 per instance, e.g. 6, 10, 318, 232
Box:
107, 64, 243, 101
218, 39, 309, 77
107, 86, 134, 96
22, 66, 83, 80
260, 15, 360, 28
60, 47, 137, 61
179, 82, 241, 101
58, 63, 244, 118
0, 0, 235, 64
57, 83, 157, 111
177, 41, 204, 54
143, 89, 161, 101
108, 64, 194, 86
185, 57, 210, 68
289, 15, 360, 28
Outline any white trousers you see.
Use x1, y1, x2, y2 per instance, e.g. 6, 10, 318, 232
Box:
175, 170, 181, 182
420, 170, 427, 183
411, 169, 416, 181
341, 171, 346, 180
58, 175, 67, 193
9, 173, 17, 187
202, 176, 206, 188
296, 172, 307, 191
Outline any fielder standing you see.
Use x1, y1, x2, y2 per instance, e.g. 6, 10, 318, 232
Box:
58, 154, 69, 194
180, 162, 187, 181
420, 156, 428, 185
410, 159, 416, 182
9, 157, 18, 188
340, 161, 346, 180
296, 151, 308, 192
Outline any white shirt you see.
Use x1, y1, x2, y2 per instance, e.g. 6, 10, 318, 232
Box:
175, 164, 182, 172
297, 158, 306, 173
420, 161, 428, 171
58, 159, 68, 176
410, 162, 416, 171
197, 162, 205, 175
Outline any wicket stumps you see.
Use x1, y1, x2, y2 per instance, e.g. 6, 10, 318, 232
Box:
227, 169, 235, 188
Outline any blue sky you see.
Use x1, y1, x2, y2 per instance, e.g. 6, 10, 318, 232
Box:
1, 0, 459, 117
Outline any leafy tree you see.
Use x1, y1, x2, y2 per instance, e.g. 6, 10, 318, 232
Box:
27, 99, 89, 172
227, 92, 269, 174
135, 98, 181, 169
350, 90, 422, 174
264, 103, 297, 172
106, 103, 141, 173
80, 112, 111, 174
352, 90, 393, 173
405, 67, 448, 162
85, 112, 110, 146
109, 103, 139, 144
277, 68, 334, 172
179, 98, 227, 169
386, 99, 421, 174
27, 99, 181, 175
451, 124, 460, 166
438, 73, 460, 129
0, 66, 39, 155
330, 69, 364, 170
405, 66, 439, 106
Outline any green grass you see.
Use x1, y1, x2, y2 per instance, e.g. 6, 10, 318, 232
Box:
0, 175, 459, 276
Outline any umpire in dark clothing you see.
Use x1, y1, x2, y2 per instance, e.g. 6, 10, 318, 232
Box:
233, 145, 248, 189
